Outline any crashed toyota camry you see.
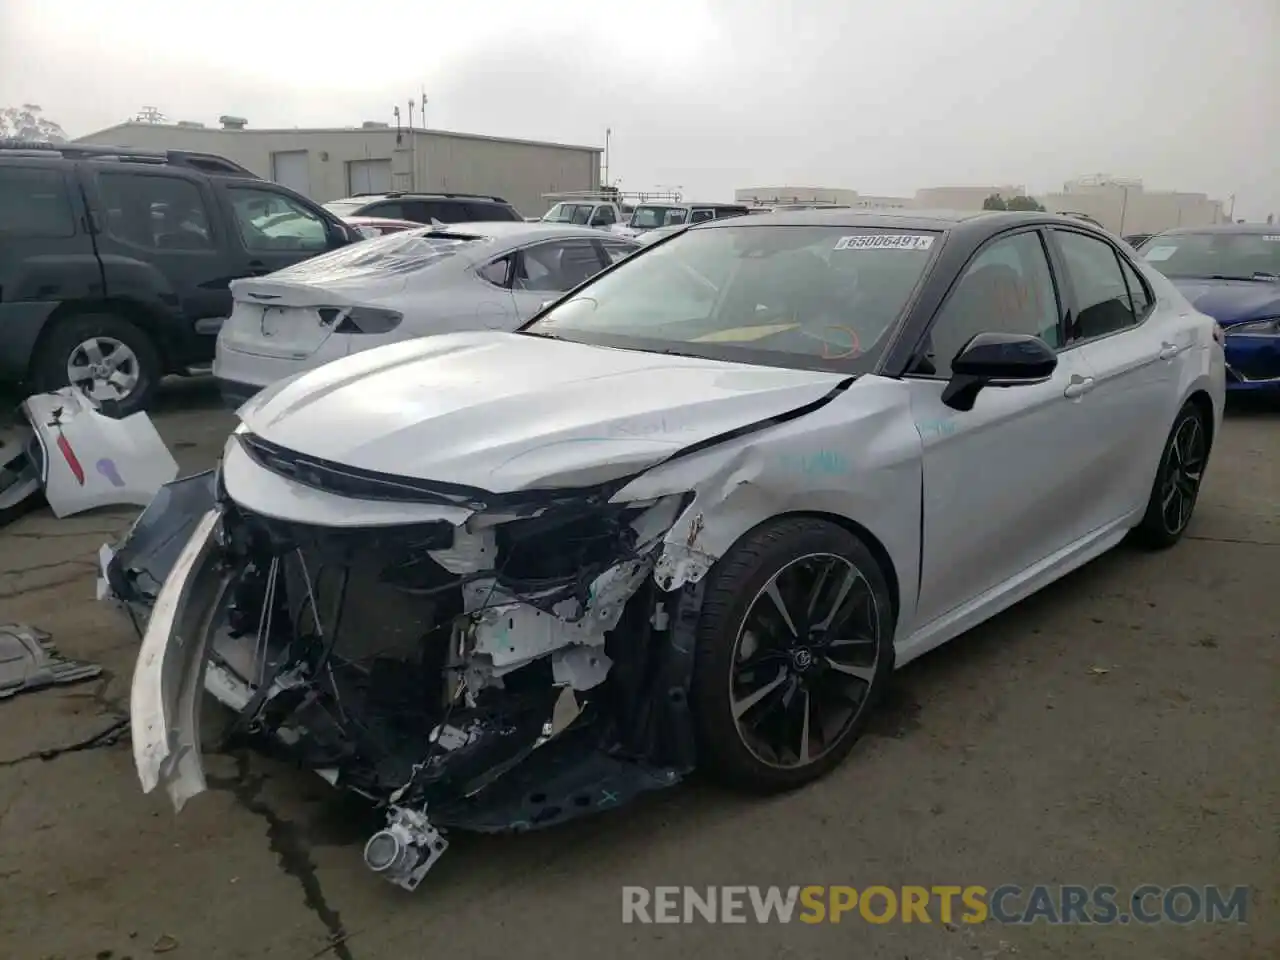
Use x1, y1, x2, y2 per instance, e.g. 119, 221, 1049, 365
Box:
129, 209, 1225, 891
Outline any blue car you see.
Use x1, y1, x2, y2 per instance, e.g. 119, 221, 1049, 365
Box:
1137, 225, 1280, 392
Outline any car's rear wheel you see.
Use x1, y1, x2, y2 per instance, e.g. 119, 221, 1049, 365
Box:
690, 517, 895, 792
1132, 400, 1211, 549
33, 313, 162, 418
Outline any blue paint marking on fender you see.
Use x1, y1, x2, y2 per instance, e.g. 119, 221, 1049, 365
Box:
917, 418, 959, 440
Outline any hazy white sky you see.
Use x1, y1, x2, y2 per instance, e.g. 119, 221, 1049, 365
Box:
2, 0, 1277, 216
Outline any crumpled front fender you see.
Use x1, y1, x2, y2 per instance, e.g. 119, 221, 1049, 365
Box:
130, 508, 232, 810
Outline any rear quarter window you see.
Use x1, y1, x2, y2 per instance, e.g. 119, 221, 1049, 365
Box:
0, 166, 76, 238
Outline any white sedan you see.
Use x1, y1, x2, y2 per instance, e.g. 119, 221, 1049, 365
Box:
213, 222, 638, 406
132, 209, 1223, 891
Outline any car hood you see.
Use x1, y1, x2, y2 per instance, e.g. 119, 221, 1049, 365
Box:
1168, 277, 1280, 326
237, 332, 847, 492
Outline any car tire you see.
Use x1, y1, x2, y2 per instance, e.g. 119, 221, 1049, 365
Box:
1132, 400, 1211, 549
32, 313, 162, 418
690, 516, 896, 793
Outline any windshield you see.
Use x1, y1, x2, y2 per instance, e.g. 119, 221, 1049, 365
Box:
323, 200, 366, 217
525, 225, 939, 371
542, 202, 593, 225
629, 205, 688, 229
1139, 232, 1280, 280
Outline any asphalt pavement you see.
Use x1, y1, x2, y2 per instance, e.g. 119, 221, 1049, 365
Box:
0, 379, 1276, 960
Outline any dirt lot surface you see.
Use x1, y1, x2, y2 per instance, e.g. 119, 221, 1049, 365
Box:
1, 380, 1276, 960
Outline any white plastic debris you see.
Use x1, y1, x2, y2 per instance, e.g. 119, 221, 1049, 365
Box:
22, 388, 178, 519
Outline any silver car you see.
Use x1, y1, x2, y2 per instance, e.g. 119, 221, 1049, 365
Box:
131, 209, 1223, 891
214, 222, 638, 405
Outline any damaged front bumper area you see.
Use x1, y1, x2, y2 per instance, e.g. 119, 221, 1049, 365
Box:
130, 464, 701, 891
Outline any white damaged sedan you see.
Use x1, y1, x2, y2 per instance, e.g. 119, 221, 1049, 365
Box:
130, 209, 1224, 891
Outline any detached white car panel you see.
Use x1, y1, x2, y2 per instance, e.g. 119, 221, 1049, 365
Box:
23, 390, 178, 518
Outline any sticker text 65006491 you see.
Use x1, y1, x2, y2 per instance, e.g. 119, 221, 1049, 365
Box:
834, 234, 935, 252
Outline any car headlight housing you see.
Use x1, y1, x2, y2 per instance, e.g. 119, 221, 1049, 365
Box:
1228, 318, 1280, 337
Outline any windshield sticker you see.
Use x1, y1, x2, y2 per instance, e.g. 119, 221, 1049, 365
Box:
834, 234, 934, 251
1142, 246, 1177, 261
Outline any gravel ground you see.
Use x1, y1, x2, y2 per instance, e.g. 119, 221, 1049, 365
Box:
0, 379, 1276, 960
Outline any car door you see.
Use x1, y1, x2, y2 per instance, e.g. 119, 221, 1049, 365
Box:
80, 165, 239, 366
1048, 228, 1187, 521
906, 228, 1102, 627
509, 238, 610, 319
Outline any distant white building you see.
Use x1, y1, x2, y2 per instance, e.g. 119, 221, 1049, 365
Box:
735, 186, 911, 209
1039, 175, 1225, 235
74, 118, 602, 217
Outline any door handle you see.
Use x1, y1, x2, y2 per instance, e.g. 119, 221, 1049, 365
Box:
1063, 375, 1095, 399
1158, 342, 1179, 361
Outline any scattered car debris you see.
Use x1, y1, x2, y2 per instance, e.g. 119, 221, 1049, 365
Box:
98, 471, 218, 630
0, 419, 41, 522
0, 387, 179, 528
0, 624, 103, 699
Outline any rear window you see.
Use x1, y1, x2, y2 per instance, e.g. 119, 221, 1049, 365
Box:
0, 166, 76, 238
322, 200, 366, 217
465, 200, 520, 222
260, 229, 480, 286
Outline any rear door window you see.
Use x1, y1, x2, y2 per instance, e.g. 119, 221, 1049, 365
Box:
464, 200, 520, 222
364, 201, 408, 219
421, 200, 469, 223
97, 171, 214, 250
1054, 230, 1142, 340
0, 166, 77, 238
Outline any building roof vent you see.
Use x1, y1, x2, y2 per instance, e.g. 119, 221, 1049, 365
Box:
219, 115, 248, 130
176, 120, 206, 129
361, 121, 390, 129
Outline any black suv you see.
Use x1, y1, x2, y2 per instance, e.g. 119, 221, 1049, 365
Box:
0, 140, 358, 415
322, 192, 522, 224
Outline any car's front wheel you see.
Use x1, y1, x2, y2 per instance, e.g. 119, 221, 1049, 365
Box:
690, 517, 895, 792
33, 313, 162, 417
1132, 399, 1211, 549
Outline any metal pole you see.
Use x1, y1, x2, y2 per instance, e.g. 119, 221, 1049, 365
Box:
406, 99, 416, 191
1118, 186, 1129, 235
603, 127, 611, 189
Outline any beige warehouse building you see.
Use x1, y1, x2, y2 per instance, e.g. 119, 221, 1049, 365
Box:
74, 118, 602, 217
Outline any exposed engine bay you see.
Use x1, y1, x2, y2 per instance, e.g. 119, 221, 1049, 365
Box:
114, 470, 703, 892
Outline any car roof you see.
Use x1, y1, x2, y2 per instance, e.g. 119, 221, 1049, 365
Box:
1152, 223, 1278, 236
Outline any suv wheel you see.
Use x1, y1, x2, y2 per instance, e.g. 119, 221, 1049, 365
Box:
33, 314, 162, 417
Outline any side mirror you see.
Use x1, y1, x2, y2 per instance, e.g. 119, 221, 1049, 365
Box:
941, 332, 1057, 411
